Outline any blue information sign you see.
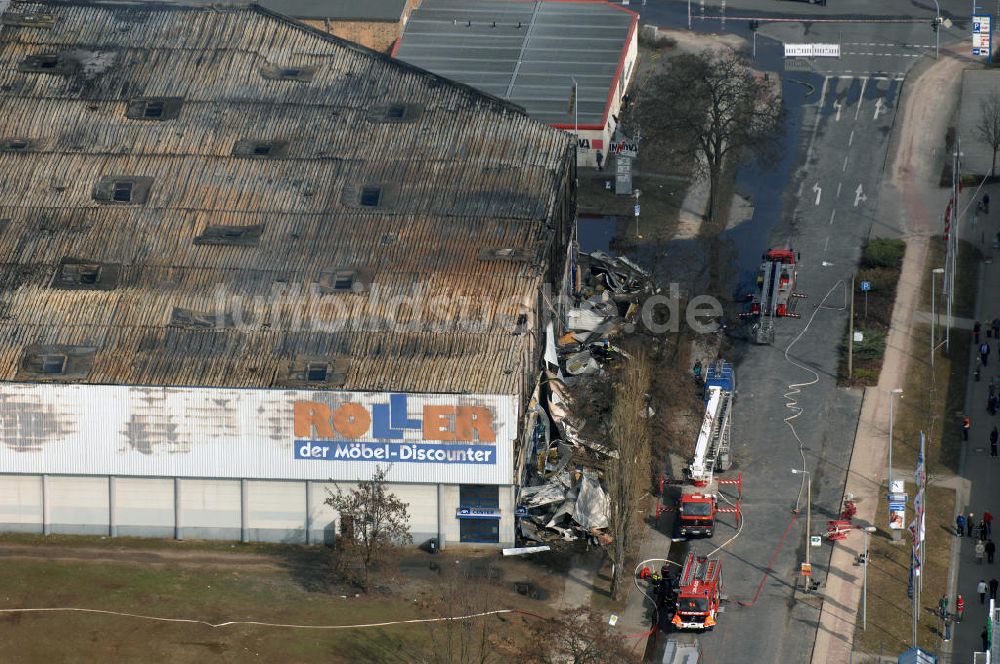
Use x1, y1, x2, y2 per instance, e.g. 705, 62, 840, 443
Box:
860, 281, 871, 292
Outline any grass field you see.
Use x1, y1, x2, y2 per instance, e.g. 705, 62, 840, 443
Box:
854, 484, 955, 655
0, 542, 548, 664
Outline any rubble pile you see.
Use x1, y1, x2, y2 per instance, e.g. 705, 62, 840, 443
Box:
516, 251, 653, 544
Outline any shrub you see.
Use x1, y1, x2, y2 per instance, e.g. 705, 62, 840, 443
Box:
853, 329, 887, 360
862, 238, 905, 269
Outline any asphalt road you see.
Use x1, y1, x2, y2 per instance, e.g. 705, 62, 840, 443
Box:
637, 2, 949, 661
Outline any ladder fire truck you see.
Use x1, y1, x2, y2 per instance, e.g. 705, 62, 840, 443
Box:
741, 248, 805, 345
673, 361, 742, 538
670, 552, 724, 631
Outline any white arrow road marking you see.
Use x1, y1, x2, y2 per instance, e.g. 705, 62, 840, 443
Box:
854, 184, 867, 207
813, 182, 822, 206
854, 77, 868, 120
833, 99, 842, 122
873, 97, 884, 121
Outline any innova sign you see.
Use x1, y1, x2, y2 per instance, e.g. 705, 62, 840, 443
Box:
294, 394, 499, 465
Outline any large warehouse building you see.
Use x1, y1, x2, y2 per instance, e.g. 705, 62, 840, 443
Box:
393, 0, 639, 168
0, 0, 575, 548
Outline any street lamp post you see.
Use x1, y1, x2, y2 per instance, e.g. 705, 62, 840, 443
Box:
792, 469, 812, 567
862, 525, 877, 630
931, 268, 944, 368
933, 0, 940, 59
688, 0, 691, 29
888, 388, 903, 542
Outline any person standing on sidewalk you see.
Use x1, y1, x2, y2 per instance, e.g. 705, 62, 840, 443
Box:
976, 321, 983, 345
988, 539, 997, 564
980, 579, 988, 604
982, 342, 992, 367
939, 594, 949, 618
957, 594, 966, 621
977, 540, 986, 564
981, 520, 989, 541
959, 513, 968, 536
970, 512, 977, 537
987, 510, 995, 536
990, 578, 998, 600
992, 428, 999, 458
993, 317, 1000, 340
965, 416, 972, 442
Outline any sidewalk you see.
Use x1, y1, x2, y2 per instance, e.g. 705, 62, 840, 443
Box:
809, 236, 929, 664
950, 190, 1000, 662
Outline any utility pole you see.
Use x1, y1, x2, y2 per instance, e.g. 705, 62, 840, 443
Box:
931, 268, 944, 367
848, 274, 855, 379
862, 525, 877, 630
888, 388, 903, 542
932, 0, 940, 59
792, 469, 811, 567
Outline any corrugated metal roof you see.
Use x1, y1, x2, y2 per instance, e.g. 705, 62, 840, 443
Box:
0, 0, 575, 399
260, 0, 409, 21
394, 0, 636, 126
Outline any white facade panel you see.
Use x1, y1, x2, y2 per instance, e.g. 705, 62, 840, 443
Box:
246, 480, 305, 531
0, 384, 517, 485
180, 479, 240, 530
0, 475, 41, 525
386, 483, 438, 543
440, 484, 461, 544
115, 478, 174, 529
49, 476, 108, 530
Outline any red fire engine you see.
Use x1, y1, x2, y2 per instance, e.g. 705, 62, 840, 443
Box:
741, 247, 805, 344
671, 553, 724, 631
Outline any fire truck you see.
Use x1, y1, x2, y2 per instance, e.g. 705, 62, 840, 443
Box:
675, 361, 742, 538
741, 247, 805, 344
671, 553, 724, 631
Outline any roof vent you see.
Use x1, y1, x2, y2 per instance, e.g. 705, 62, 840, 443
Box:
370, 102, 423, 123
17, 345, 97, 380
260, 65, 317, 82
1, 138, 31, 152
194, 224, 265, 247
19, 53, 76, 75
169, 307, 235, 329
232, 140, 290, 158
317, 268, 372, 294
2, 13, 58, 28
93, 176, 153, 205
51, 258, 120, 290
125, 97, 183, 121
276, 358, 350, 388
478, 247, 536, 262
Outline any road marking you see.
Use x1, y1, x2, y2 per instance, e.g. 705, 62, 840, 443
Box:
804, 77, 830, 169
848, 129, 855, 146
854, 77, 868, 120
824, 236, 830, 251
813, 182, 822, 206
833, 98, 842, 122
836, 182, 842, 198
854, 184, 867, 207
829, 209, 837, 225
873, 97, 885, 121
843, 155, 849, 172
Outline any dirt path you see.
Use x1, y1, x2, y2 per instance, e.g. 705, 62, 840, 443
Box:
0, 543, 285, 571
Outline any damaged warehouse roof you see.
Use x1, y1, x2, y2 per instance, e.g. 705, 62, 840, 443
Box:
0, 1, 575, 400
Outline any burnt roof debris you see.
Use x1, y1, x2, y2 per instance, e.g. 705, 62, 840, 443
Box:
0, 0, 575, 396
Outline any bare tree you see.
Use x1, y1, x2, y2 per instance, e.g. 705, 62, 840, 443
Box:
605, 350, 652, 600
977, 92, 1000, 178
417, 566, 511, 664
324, 464, 412, 592
524, 606, 633, 664
630, 50, 783, 221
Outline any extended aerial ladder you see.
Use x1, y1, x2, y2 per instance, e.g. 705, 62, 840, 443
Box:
741, 248, 806, 344
659, 361, 742, 538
